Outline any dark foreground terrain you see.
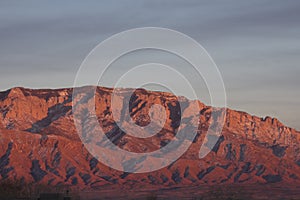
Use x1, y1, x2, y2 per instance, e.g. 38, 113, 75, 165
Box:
76, 184, 300, 200
1, 183, 300, 199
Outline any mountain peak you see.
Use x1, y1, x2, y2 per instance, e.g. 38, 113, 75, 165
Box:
0, 87, 25, 100
10, 86, 27, 96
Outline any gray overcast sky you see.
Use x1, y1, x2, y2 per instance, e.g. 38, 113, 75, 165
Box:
0, 0, 299, 130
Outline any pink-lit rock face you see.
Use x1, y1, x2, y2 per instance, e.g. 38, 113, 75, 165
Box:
0, 86, 300, 190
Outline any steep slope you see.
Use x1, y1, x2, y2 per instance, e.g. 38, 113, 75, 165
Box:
0, 86, 299, 191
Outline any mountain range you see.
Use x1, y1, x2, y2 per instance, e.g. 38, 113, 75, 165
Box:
0, 86, 300, 198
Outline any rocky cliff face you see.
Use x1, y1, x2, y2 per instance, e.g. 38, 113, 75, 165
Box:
0, 86, 299, 190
